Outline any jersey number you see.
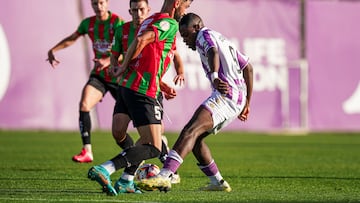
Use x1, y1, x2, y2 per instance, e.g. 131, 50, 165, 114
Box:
228, 46, 242, 74
154, 106, 161, 121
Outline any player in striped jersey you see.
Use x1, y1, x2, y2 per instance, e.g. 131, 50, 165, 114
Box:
140, 13, 254, 192
87, 0, 193, 195
47, 0, 124, 163
110, 0, 183, 187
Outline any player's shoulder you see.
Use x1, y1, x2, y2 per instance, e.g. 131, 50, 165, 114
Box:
151, 13, 177, 24
108, 12, 124, 25
162, 17, 178, 27
198, 27, 212, 34
123, 21, 133, 27
81, 15, 96, 23
198, 27, 218, 39
109, 11, 124, 21
114, 21, 131, 34
155, 17, 178, 32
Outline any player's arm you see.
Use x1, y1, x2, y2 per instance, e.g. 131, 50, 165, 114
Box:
93, 57, 111, 71
112, 29, 155, 77
109, 45, 122, 72
110, 53, 123, 69
47, 31, 81, 68
207, 47, 229, 94
110, 49, 124, 72
110, 26, 124, 69
172, 51, 185, 86
160, 81, 177, 100
238, 63, 254, 121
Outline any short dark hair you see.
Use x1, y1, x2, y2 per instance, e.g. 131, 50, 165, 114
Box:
179, 13, 202, 27
129, 0, 148, 7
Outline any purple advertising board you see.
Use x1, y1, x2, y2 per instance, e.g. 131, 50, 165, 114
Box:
307, 0, 360, 131
0, 1, 89, 130
0, 0, 359, 132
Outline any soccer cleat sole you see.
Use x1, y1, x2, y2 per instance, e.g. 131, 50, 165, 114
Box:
138, 182, 170, 193
199, 180, 232, 192
138, 178, 171, 193
87, 167, 117, 196
72, 157, 93, 163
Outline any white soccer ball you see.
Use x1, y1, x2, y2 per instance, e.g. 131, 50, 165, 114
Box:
135, 163, 160, 182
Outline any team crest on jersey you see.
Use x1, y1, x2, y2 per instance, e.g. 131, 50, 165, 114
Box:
216, 98, 220, 104
94, 39, 111, 53
159, 20, 170, 31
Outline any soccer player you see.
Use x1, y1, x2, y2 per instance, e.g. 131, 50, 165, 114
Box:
47, 0, 124, 163
110, 0, 183, 185
87, 0, 193, 195
139, 13, 254, 192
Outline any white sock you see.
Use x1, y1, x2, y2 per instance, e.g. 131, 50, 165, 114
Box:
168, 150, 183, 164
121, 172, 134, 181
84, 144, 92, 153
209, 172, 223, 185
159, 168, 173, 179
101, 161, 116, 175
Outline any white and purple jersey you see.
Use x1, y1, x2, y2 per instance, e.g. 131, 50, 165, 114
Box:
196, 27, 249, 105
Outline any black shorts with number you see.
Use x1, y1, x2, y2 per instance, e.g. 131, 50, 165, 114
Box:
113, 86, 163, 127
86, 75, 118, 100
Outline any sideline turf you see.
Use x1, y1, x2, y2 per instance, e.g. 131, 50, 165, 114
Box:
0, 130, 359, 203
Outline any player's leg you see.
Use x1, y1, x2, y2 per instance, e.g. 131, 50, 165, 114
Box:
88, 87, 163, 194
140, 91, 241, 191
96, 133, 161, 194
159, 134, 181, 183
112, 113, 134, 149
139, 106, 213, 191
111, 88, 164, 192
110, 113, 143, 194
108, 83, 135, 150
159, 134, 169, 163
89, 86, 137, 195
192, 92, 242, 192
73, 78, 104, 163
87, 111, 139, 196
156, 94, 171, 164
193, 136, 232, 192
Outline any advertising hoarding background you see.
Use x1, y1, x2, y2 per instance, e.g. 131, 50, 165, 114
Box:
0, 0, 359, 132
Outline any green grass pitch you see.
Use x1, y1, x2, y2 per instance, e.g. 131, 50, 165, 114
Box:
0, 130, 359, 203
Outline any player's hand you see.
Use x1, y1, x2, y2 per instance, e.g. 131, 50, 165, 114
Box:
46, 50, 60, 68
111, 65, 126, 77
173, 74, 185, 86
238, 103, 250, 121
93, 57, 110, 71
164, 91, 177, 100
213, 78, 229, 94
160, 81, 177, 100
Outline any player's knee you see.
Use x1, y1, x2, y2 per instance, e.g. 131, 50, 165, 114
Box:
79, 101, 92, 111
180, 126, 197, 141
112, 126, 125, 139
112, 120, 128, 141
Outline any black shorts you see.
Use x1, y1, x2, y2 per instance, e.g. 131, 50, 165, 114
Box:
113, 86, 163, 127
86, 75, 118, 100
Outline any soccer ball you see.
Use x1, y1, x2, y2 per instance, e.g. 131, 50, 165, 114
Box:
135, 163, 160, 182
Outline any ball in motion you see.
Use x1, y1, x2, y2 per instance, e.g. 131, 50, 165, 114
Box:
135, 163, 160, 182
